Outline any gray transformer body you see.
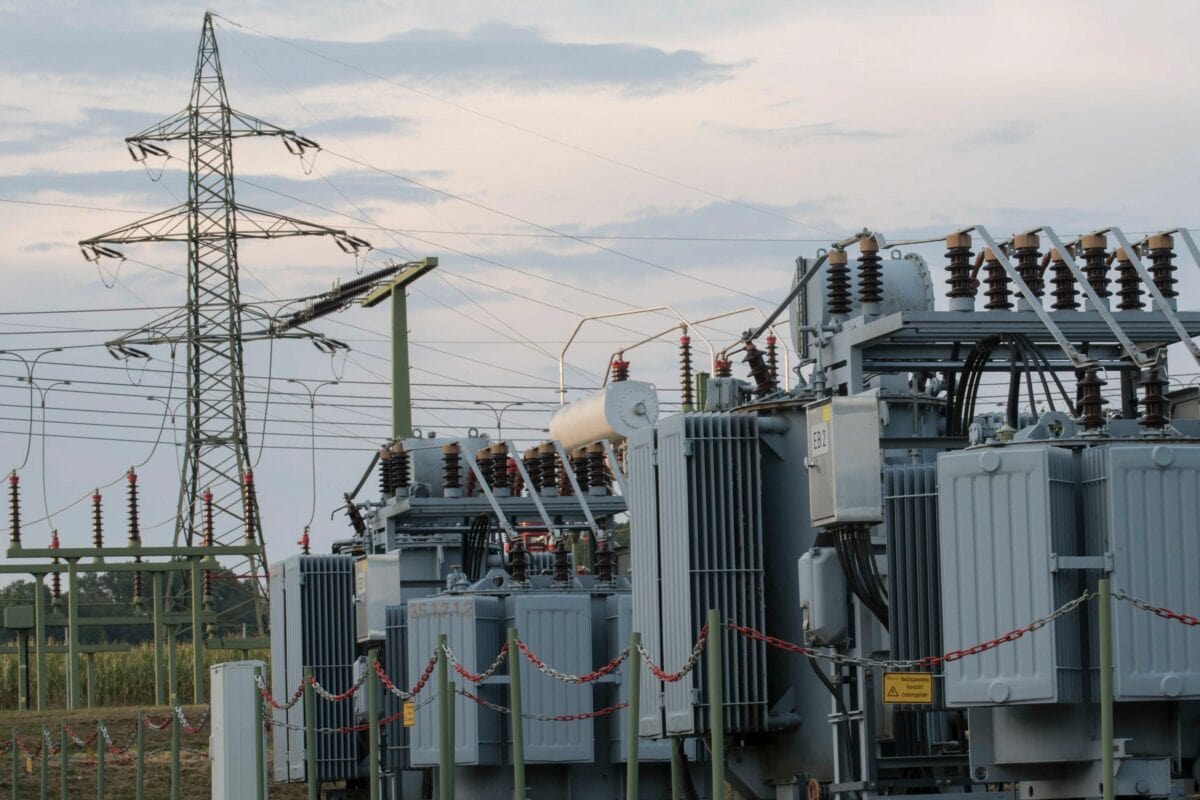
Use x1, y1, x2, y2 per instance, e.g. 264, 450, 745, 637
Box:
274, 225, 1200, 800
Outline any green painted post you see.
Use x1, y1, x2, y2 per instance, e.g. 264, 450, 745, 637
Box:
437, 634, 451, 800
392, 287, 411, 438
85, 655, 95, 710
57, 723, 66, 800
10, 726, 17, 800
447, 685, 456, 799
95, 723, 104, 800
17, 632, 29, 710
39, 727, 47, 800
33, 576, 46, 712
134, 713, 144, 800
694, 371, 710, 412
507, 627, 524, 800
303, 668, 317, 800
169, 693, 180, 800
66, 561, 80, 710
706, 608, 724, 797
166, 627, 177, 707
151, 573, 164, 706
367, 650, 380, 800
189, 559, 204, 704
1099, 578, 1114, 800
669, 738, 683, 800
625, 631, 642, 798
253, 668, 265, 800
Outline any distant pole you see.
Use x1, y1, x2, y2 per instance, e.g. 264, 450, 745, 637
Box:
135, 713, 145, 800
1099, 578, 1115, 800
152, 573, 164, 706
169, 691, 181, 800
66, 560, 80, 710
625, 631, 642, 798
85, 655, 95, 710
507, 627, 525, 800
17, 631, 28, 711
706, 608, 724, 796
189, 558, 205, 704
33, 575, 46, 711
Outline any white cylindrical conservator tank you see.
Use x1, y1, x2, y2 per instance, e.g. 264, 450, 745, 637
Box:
549, 380, 659, 451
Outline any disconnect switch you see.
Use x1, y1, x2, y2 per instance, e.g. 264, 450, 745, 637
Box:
805, 396, 883, 526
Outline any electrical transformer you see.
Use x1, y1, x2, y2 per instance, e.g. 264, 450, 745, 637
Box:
273, 224, 1200, 800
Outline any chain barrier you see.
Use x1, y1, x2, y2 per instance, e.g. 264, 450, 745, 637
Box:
42, 726, 58, 755
729, 590, 1095, 671
309, 669, 368, 703
173, 705, 210, 735
63, 723, 98, 749
13, 732, 41, 758
255, 672, 306, 710
262, 692, 439, 735
375, 652, 438, 701
515, 640, 632, 685
457, 686, 629, 722
445, 641, 510, 683
1115, 590, 1200, 627
635, 624, 709, 683
142, 713, 173, 731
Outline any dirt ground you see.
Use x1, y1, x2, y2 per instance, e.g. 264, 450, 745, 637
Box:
0, 705, 310, 799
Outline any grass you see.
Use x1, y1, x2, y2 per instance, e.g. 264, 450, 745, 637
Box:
0, 706, 310, 799
0, 644, 269, 709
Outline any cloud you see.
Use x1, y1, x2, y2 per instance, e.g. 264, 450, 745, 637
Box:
712, 121, 898, 148
953, 120, 1035, 151
303, 115, 416, 137
0, 19, 738, 95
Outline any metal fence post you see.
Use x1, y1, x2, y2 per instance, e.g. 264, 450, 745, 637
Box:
303, 668, 318, 800
252, 668, 265, 800
669, 737, 683, 800
10, 726, 17, 800
38, 727, 47, 800
57, 723, 65, 800
169, 693, 180, 800
706, 608, 724, 797
85, 656, 95, 711
447, 684, 456, 799
437, 634, 451, 800
95, 723, 104, 800
367, 650, 380, 800
134, 713, 144, 800
1099, 578, 1114, 800
625, 631, 642, 799
507, 627, 524, 800
152, 573, 164, 707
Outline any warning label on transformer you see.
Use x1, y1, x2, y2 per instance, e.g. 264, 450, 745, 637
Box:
882, 672, 933, 704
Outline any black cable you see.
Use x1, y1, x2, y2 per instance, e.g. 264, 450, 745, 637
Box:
807, 657, 859, 779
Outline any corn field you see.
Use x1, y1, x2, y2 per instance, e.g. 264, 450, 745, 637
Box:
0, 644, 269, 709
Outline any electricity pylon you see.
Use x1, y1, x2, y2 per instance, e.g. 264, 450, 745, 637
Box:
79, 12, 370, 630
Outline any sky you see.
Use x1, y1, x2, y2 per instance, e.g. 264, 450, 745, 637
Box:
1, 0, 1199, 573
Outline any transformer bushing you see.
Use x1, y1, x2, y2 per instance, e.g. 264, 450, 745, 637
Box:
826, 248, 851, 317
610, 356, 630, 383
857, 236, 883, 315
982, 248, 1013, 310
945, 232, 975, 312
679, 333, 695, 410
1079, 233, 1110, 308
1147, 233, 1178, 308
1049, 251, 1079, 311
1114, 248, 1144, 311
1139, 365, 1169, 428
743, 340, 777, 397
537, 443, 559, 497
442, 442, 462, 498
1076, 368, 1108, 430
1012, 232, 1043, 310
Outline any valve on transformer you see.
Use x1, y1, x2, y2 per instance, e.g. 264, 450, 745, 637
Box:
679, 332, 695, 411
743, 340, 777, 397
1079, 233, 1110, 308
538, 443, 559, 497
1012, 232, 1043, 309
1048, 249, 1079, 311
981, 248, 1012, 310
8, 471, 20, 549
1113, 248, 1143, 310
857, 235, 883, 316
1076, 367, 1108, 431
610, 355, 630, 383
442, 442, 463, 498
826, 248, 851, 317
1146, 233, 1178, 309
1138, 363, 1169, 429
945, 232, 976, 311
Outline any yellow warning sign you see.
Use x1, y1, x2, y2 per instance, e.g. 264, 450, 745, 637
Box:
403, 701, 416, 727
883, 672, 933, 704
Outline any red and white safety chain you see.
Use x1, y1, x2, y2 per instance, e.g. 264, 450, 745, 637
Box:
729, 590, 1095, 671
635, 624, 709, 683
173, 705, 210, 735
142, 713, 173, 731
1115, 590, 1200, 627
309, 670, 368, 703
62, 723, 98, 748
516, 641, 632, 685
445, 641, 510, 683
255, 673, 306, 710
13, 732, 41, 757
42, 727, 58, 755
457, 687, 629, 722
98, 722, 127, 755
375, 651, 439, 700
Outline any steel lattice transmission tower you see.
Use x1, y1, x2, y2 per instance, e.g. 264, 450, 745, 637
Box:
80, 13, 370, 624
